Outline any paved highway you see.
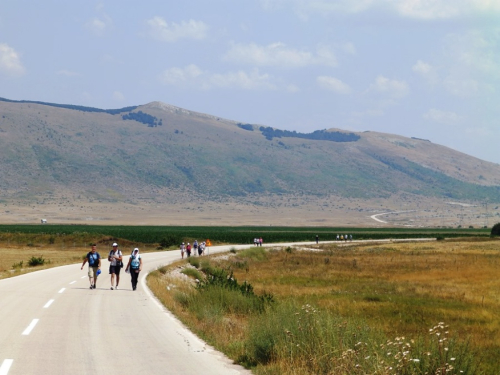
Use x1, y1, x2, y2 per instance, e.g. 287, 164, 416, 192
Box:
0, 244, 260, 375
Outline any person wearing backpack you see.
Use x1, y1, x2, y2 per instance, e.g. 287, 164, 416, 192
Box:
81, 244, 101, 289
125, 247, 142, 291
108, 242, 123, 290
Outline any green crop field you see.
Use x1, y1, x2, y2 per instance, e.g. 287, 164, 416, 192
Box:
0, 224, 491, 246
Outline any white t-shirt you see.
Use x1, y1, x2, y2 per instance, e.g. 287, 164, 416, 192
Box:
108, 250, 122, 266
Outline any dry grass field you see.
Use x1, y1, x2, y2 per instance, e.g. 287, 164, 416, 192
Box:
1, 194, 498, 227
148, 239, 500, 374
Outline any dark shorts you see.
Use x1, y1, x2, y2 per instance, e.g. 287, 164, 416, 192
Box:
109, 265, 121, 275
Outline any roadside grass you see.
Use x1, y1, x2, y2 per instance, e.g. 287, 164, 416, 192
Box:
147, 240, 500, 374
0, 233, 157, 279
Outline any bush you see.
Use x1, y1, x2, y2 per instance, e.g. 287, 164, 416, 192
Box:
28, 256, 45, 267
160, 234, 182, 248
491, 222, 500, 236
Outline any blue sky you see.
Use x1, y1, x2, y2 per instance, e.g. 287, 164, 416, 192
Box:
1, 1, 499, 163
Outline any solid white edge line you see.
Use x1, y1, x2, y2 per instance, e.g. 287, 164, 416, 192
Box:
58, 288, 65, 293
43, 299, 54, 308
0, 359, 13, 375
22, 319, 39, 335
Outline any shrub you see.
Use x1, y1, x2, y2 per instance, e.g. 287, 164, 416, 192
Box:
491, 222, 500, 236
188, 257, 200, 268
28, 256, 45, 267
160, 234, 182, 248
12, 260, 23, 268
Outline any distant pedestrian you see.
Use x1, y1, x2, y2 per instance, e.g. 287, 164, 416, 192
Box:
254, 238, 258, 246
349, 234, 353, 241
193, 240, 198, 255
108, 242, 122, 290
180, 242, 186, 259
336, 234, 339, 241
259, 237, 263, 247
315, 235, 319, 244
81, 244, 101, 289
186, 243, 192, 257
198, 241, 204, 256
345, 234, 348, 242
125, 248, 142, 291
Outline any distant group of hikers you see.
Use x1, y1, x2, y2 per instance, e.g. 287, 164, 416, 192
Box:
179, 239, 211, 259
81, 243, 142, 291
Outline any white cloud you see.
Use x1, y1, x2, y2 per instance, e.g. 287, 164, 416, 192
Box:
0, 43, 25, 77
412, 60, 432, 75
260, 0, 500, 19
85, 14, 112, 36
223, 42, 337, 67
159, 64, 203, 85
367, 75, 409, 98
146, 17, 208, 42
423, 108, 463, 125
159, 65, 277, 90
207, 69, 276, 90
317, 76, 352, 94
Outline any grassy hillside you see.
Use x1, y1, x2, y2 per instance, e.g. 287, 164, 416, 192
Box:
1, 98, 499, 206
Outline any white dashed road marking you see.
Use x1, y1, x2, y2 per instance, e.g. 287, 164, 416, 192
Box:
58, 288, 65, 293
0, 359, 13, 375
22, 319, 39, 336
43, 299, 54, 308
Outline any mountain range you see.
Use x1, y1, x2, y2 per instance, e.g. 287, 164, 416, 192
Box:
1, 97, 499, 226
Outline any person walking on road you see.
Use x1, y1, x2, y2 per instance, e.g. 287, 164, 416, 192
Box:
180, 242, 186, 259
125, 247, 142, 291
108, 242, 122, 290
81, 244, 101, 289
316, 235, 319, 244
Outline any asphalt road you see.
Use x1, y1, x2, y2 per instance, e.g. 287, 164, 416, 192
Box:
0, 244, 260, 375
0, 239, 433, 374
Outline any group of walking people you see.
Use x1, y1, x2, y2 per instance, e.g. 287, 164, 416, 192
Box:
180, 240, 208, 258
81, 243, 142, 291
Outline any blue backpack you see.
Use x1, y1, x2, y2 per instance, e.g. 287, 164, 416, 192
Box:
130, 255, 140, 269
88, 252, 100, 266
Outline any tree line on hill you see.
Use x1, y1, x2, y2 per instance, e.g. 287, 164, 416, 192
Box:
238, 123, 360, 142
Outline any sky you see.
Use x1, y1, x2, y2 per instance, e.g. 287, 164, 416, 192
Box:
1, 0, 499, 164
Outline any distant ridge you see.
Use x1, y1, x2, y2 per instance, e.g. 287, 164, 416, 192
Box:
0, 97, 137, 115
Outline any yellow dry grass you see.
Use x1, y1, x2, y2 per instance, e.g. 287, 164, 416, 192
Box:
148, 238, 500, 372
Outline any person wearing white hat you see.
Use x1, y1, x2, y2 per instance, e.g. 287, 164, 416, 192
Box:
180, 242, 186, 259
125, 248, 142, 291
108, 243, 123, 290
